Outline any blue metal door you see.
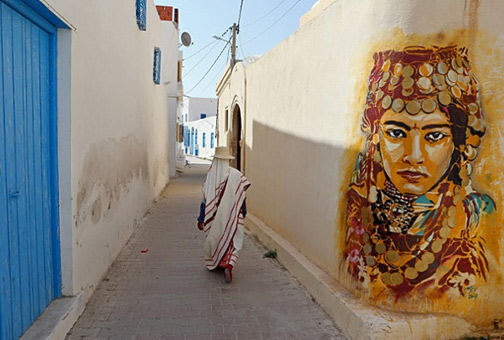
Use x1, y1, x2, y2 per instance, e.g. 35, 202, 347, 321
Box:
0, 1, 61, 338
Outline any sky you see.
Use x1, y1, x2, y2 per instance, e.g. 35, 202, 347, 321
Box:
153, 0, 318, 98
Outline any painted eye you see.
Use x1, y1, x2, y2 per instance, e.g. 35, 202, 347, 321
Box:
386, 129, 406, 139
425, 132, 446, 142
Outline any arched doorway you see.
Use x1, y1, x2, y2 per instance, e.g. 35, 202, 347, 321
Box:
230, 105, 242, 170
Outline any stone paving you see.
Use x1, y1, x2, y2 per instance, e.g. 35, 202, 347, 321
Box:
66, 161, 346, 340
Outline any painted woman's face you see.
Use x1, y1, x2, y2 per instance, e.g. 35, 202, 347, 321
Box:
379, 108, 454, 196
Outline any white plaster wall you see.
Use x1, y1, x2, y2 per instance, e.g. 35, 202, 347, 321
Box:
183, 97, 218, 123
186, 117, 217, 159
216, 62, 247, 154
217, 0, 504, 325
45, 0, 179, 298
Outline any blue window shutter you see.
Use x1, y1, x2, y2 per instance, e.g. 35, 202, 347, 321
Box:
211, 133, 214, 148
136, 0, 146, 31
153, 47, 161, 84
203, 133, 206, 148
200, 113, 206, 119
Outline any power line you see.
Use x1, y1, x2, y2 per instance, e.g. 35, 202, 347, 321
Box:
241, 0, 289, 28
183, 40, 217, 61
238, 33, 246, 59
243, 0, 302, 46
237, 0, 245, 27
183, 41, 221, 78
195, 62, 229, 97
185, 39, 231, 95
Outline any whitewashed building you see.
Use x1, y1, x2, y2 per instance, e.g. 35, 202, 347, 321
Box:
181, 97, 218, 159
185, 116, 217, 159
0, 0, 181, 338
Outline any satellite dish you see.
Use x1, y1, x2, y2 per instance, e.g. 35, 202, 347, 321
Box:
181, 32, 192, 47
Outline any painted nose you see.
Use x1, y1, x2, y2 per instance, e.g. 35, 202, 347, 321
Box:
403, 134, 424, 165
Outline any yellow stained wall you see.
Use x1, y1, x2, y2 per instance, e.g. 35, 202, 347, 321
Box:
219, 0, 504, 327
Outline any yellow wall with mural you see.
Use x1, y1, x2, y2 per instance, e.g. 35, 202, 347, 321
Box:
216, 0, 504, 329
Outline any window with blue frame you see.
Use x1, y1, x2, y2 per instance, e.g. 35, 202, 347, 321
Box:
153, 47, 161, 84
136, 0, 146, 31
200, 113, 206, 119
202, 133, 206, 148
211, 133, 214, 148
195, 129, 198, 146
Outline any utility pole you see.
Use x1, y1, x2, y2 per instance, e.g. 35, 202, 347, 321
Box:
231, 23, 237, 67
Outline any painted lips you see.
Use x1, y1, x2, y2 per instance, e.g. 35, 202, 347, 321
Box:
397, 170, 428, 182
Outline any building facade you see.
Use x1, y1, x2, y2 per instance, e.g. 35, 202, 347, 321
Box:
181, 97, 218, 159
216, 0, 504, 338
185, 116, 217, 159
0, 0, 181, 338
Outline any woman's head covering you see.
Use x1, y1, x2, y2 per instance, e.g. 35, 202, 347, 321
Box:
203, 151, 232, 201
351, 46, 486, 195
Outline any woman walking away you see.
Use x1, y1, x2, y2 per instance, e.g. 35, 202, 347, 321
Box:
197, 147, 250, 283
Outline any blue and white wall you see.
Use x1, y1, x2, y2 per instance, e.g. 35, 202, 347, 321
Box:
185, 116, 217, 159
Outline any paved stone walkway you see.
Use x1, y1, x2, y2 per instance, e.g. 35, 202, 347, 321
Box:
66, 162, 346, 340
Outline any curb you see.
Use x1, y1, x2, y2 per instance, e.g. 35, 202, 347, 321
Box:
245, 213, 474, 340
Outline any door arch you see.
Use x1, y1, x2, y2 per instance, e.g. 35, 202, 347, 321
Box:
230, 105, 242, 170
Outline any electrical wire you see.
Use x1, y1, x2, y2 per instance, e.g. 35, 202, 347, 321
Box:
238, 33, 246, 59
195, 62, 229, 97
185, 40, 231, 95
183, 41, 221, 78
241, 0, 289, 28
183, 40, 218, 61
243, 0, 302, 46
237, 0, 245, 27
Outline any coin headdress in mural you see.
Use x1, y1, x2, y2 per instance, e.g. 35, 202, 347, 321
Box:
344, 46, 495, 299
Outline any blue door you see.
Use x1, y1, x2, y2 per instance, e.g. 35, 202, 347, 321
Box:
0, 1, 61, 338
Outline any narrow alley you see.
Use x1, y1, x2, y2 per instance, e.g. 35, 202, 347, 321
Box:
65, 160, 346, 340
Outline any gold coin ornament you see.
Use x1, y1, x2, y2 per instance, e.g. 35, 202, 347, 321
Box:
406, 100, 421, 115
421, 98, 437, 113
421, 252, 435, 264
363, 244, 372, 255
382, 71, 391, 82
366, 256, 376, 266
392, 98, 405, 112
437, 61, 449, 74
439, 226, 452, 239
402, 65, 414, 77
363, 233, 370, 243
433, 73, 445, 86
468, 102, 479, 115
417, 77, 432, 92
438, 91, 452, 106
390, 272, 404, 285
381, 272, 392, 285
405, 267, 419, 280
375, 243, 386, 254
393, 63, 403, 76
402, 77, 414, 89
382, 95, 392, 110
419, 63, 434, 77
385, 250, 399, 264
415, 260, 429, 273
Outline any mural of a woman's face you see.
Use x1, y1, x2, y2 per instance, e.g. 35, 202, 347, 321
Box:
379, 108, 454, 195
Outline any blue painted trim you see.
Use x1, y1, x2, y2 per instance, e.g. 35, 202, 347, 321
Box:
49, 33, 61, 298
0, 0, 68, 32
136, 0, 146, 31
153, 47, 161, 85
